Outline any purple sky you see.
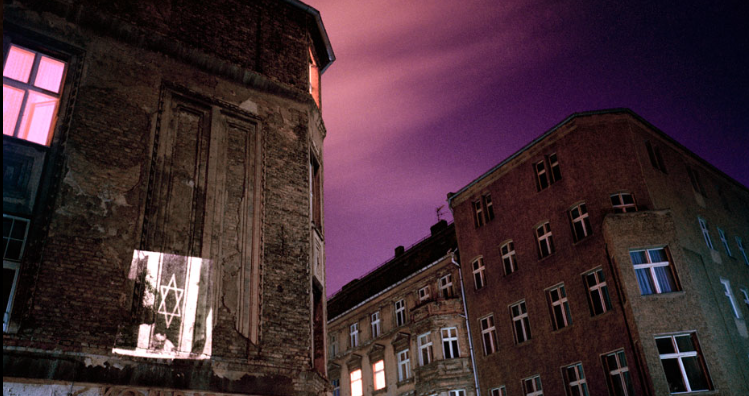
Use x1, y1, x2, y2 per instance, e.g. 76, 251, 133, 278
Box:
308, 0, 749, 296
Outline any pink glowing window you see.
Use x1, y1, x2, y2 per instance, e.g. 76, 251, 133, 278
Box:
3, 44, 66, 146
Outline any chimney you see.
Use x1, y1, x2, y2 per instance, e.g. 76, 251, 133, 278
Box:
430, 220, 448, 236
395, 245, 405, 257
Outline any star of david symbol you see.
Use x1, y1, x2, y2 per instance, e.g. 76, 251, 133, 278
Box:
157, 274, 184, 329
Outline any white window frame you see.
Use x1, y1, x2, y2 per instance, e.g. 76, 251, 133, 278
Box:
740, 288, 749, 312
536, 222, 554, 258
720, 278, 741, 318
472, 257, 486, 290
717, 228, 732, 257
372, 359, 386, 390
535, 160, 549, 190
630, 247, 678, 295
655, 333, 711, 393
584, 268, 611, 316
501, 241, 517, 275
449, 390, 466, 396
371, 311, 381, 338
548, 153, 561, 182
547, 284, 572, 330
349, 323, 359, 348
332, 378, 340, 396
569, 203, 591, 241
329, 333, 338, 358
522, 375, 543, 396
698, 217, 714, 250
511, 301, 531, 344
480, 315, 498, 355
483, 193, 495, 221
441, 327, 460, 359
603, 350, 633, 396
3, 214, 31, 332
610, 192, 637, 213
564, 363, 589, 396
736, 236, 748, 265
490, 387, 507, 396
395, 299, 406, 327
439, 273, 454, 298
397, 349, 411, 382
473, 199, 485, 228
417, 332, 433, 366
418, 285, 430, 302
350, 369, 363, 396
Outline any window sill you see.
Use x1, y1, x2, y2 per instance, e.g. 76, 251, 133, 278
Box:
640, 290, 685, 299
396, 377, 414, 388
537, 253, 556, 263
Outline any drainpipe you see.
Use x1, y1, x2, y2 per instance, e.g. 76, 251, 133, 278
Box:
451, 249, 480, 396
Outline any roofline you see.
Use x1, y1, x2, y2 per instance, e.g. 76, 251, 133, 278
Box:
282, 0, 336, 73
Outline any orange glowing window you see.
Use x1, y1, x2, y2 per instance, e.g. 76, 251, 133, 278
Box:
3, 44, 66, 146
308, 47, 320, 107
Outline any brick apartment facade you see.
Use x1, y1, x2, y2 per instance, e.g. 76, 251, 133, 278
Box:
327, 221, 478, 396
3, 1, 334, 395
448, 109, 749, 396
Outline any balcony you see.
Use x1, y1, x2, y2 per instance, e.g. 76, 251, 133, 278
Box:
411, 296, 463, 323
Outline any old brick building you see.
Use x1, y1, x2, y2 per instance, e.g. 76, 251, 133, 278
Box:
448, 109, 749, 395
327, 221, 478, 396
3, 0, 334, 395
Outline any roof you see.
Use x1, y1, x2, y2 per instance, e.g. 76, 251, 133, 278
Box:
283, 0, 336, 73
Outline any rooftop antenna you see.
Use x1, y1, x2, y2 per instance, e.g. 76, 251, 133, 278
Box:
436, 205, 445, 222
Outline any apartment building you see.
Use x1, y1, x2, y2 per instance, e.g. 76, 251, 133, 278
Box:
3, 0, 334, 395
448, 109, 749, 396
328, 221, 477, 396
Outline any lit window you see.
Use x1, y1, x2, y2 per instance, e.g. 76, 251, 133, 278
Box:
349, 323, 359, 348
329, 333, 338, 358
630, 247, 679, 295
480, 315, 498, 355
720, 278, 741, 318
3, 44, 66, 146
698, 217, 714, 250
490, 387, 507, 396
655, 333, 712, 393
522, 375, 543, 396
717, 228, 732, 257
511, 301, 531, 344
3, 215, 30, 331
584, 268, 612, 316
371, 311, 381, 338
536, 222, 555, 258
473, 199, 484, 228
547, 284, 572, 330
645, 140, 667, 173
686, 166, 706, 196
501, 241, 517, 275
395, 299, 407, 327
441, 327, 460, 359
563, 363, 589, 396
373, 360, 386, 390
350, 369, 363, 396
439, 273, 454, 298
603, 350, 634, 396
418, 286, 430, 302
308, 47, 320, 107
472, 257, 486, 290
736, 237, 748, 265
569, 203, 592, 242
332, 379, 340, 396
611, 192, 637, 213
397, 349, 411, 382
417, 332, 433, 366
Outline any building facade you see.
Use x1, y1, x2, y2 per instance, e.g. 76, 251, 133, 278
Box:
327, 221, 477, 396
3, 1, 334, 395
448, 109, 749, 396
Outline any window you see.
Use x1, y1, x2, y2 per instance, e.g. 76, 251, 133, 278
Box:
686, 166, 707, 196
472, 257, 486, 290
4, 215, 30, 331
371, 311, 381, 338
441, 327, 460, 359
698, 217, 714, 250
350, 369, 363, 396
737, 236, 748, 265
373, 360, 386, 390
395, 299, 406, 326
602, 350, 634, 396
547, 284, 572, 330
717, 228, 732, 257
584, 268, 612, 316
418, 332, 433, 366
655, 333, 712, 393
535, 153, 561, 191
630, 247, 679, 295
645, 140, 667, 173
419, 286, 430, 302
569, 203, 592, 242
310, 155, 322, 227
548, 153, 561, 181
473, 199, 485, 228
720, 278, 741, 318
484, 194, 495, 221
349, 323, 359, 348
3, 44, 67, 146
439, 273, 455, 298
536, 222, 555, 258
490, 387, 507, 396
563, 363, 589, 396
501, 241, 517, 275
449, 391, 466, 396
511, 301, 531, 344
329, 333, 338, 357
472, 193, 496, 228
535, 160, 549, 190
331, 379, 340, 396
397, 349, 411, 382
480, 315, 498, 355
308, 47, 320, 107
522, 375, 543, 396
741, 288, 749, 312
611, 192, 637, 213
